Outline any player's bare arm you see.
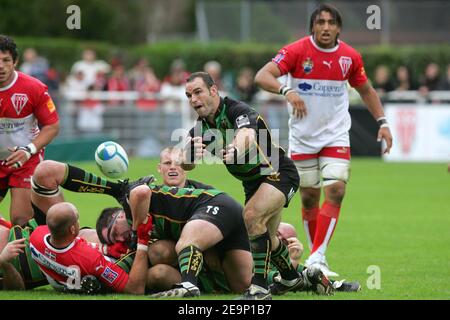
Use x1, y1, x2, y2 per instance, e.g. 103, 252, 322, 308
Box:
5, 121, 60, 169
223, 127, 256, 163
123, 217, 152, 294
129, 184, 152, 231
0, 238, 26, 290
255, 61, 307, 119
354, 82, 393, 154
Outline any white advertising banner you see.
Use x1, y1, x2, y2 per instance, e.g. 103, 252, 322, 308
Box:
383, 104, 450, 162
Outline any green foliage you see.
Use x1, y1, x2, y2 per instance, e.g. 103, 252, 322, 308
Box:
0, 0, 147, 45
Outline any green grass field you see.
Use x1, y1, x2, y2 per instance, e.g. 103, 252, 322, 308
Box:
0, 158, 449, 300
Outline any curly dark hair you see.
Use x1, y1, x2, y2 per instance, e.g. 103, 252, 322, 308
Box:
0, 35, 18, 62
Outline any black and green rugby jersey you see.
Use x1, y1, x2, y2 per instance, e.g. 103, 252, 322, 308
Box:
185, 179, 214, 190
4, 219, 48, 289
188, 96, 285, 182
149, 184, 223, 241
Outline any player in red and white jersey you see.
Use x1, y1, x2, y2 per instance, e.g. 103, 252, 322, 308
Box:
255, 4, 393, 278
0, 35, 60, 226
29, 202, 151, 294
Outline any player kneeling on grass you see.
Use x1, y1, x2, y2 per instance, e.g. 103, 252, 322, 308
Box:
29, 202, 152, 294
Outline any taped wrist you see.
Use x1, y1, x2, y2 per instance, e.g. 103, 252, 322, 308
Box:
376, 117, 389, 128
279, 85, 294, 96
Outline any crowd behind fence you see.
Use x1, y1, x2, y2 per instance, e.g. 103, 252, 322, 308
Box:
57, 90, 450, 159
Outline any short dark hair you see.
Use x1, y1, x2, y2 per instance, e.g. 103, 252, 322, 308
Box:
96, 207, 122, 244
309, 3, 343, 34
0, 35, 18, 62
186, 71, 216, 89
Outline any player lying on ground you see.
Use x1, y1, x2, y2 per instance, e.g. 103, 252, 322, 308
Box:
29, 159, 333, 297
0, 203, 152, 294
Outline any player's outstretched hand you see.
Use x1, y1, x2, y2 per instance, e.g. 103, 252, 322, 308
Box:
377, 127, 393, 154
286, 91, 307, 119
192, 136, 206, 163
222, 144, 239, 164
0, 238, 26, 264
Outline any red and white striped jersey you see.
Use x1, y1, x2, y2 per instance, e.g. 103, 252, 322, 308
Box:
0, 71, 59, 150
273, 36, 368, 154
29, 226, 128, 292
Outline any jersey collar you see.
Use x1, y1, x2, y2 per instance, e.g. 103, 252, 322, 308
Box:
44, 234, 77, 253
0, 71, 18, 91
309, 35, 340, 53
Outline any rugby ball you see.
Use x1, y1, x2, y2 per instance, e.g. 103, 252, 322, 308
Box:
95, 141, 129, 179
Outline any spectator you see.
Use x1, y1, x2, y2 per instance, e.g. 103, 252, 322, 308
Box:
419, 62, 442, 94
162, 59, 190, 87
439, 64, 450, 90
232, 67, 258, 103
107, 64, 130, 106
63, 70, 88, 93
107, 64, 130, 92
204, 60, 225, 91
93, 70, 108, 91
372, 65, 394, 99
77, 85, 104, 133
160, 59, 190, 103
19, 48, 49, 83
393, 65, 418, 91
71, 49, 110, 88
134, 67, 161, 108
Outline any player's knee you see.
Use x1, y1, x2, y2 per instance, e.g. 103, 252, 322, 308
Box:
300, 190, 320, 208
129, 184, 151, 203
243, 206, 260, 226
322, 162, 350, 187
33, 160, 60, 185
325, 183, 346, 204
147, 264, 178, 290
11, 214, 30, 227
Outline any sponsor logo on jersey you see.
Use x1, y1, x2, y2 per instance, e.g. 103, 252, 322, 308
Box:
11, 93, 29, 115
339, 56, 352, 77
297, 81, 344, 97
323, 60, 333, 69
47, 98, 56, 113
101, 266, 118, 284
236, 114, 250, 128
273, 49, 287, 63
336, 147, 348, 154
298, 82, 313, 92
302, 58, 314, 74
45, 248, 56, 260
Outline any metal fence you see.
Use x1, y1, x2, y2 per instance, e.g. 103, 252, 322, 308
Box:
196, 0, 450, 45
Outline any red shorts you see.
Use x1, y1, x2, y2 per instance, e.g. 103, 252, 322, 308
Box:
290, 146, 351, 161
0, 151, 44, 190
